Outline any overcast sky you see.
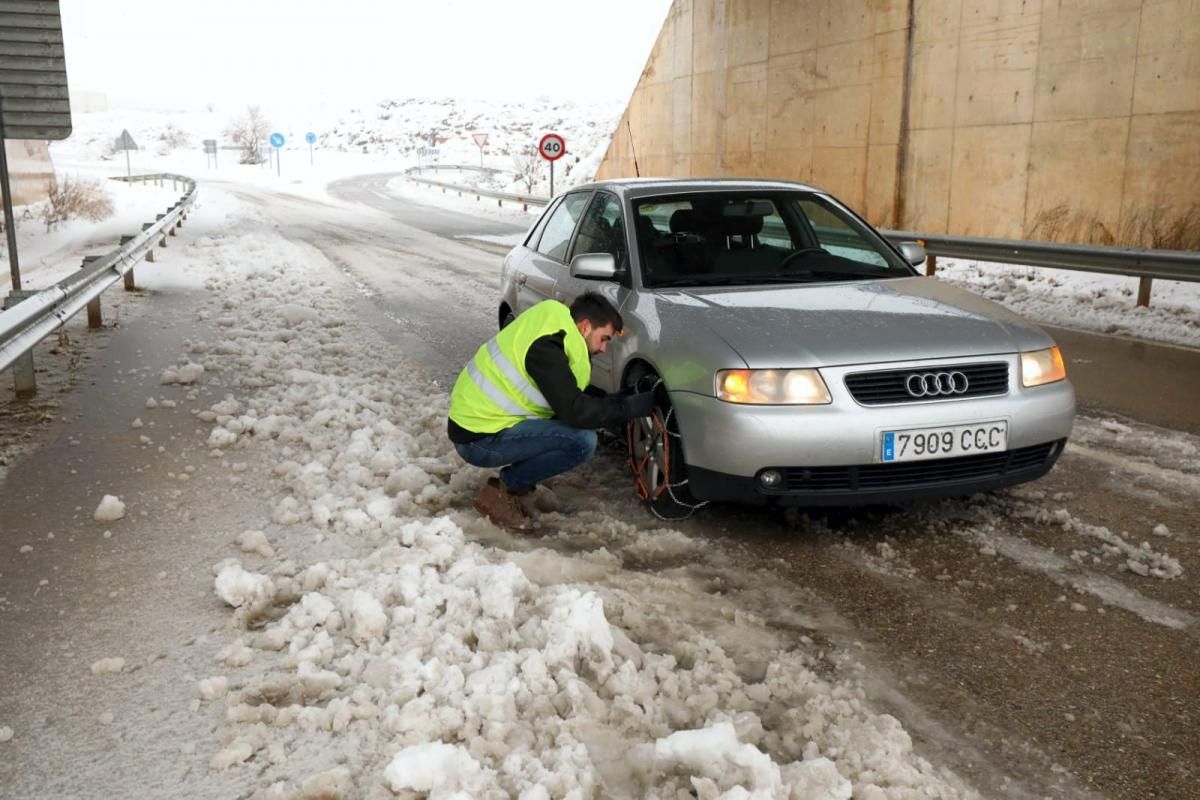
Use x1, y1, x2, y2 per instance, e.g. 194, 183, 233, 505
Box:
60, 1, 672, 111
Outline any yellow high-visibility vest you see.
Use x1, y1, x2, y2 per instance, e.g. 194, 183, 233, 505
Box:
449, 300, 591, 434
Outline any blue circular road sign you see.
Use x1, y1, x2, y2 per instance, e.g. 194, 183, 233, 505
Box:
269, 132, 285, 148
305, 132, 316, 144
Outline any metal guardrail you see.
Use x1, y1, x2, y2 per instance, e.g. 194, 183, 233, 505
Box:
402, 173, 1198, 306
405, 167, 548, 210
879, 229, 1199, 282
0, 172, 197, 397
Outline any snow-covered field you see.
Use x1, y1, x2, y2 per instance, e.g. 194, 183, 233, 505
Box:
150, 204, 974, 797
936, 260, 1200, 349
52, 96, 619, 200
0, 172, 182, 298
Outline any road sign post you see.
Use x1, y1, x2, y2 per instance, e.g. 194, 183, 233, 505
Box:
115, 129, 138, 178
203, 139, 217, 168
0, 0, 74, 397
472, 132, 488, 169
538, 133, 565, 197
269, 132, 285, 176
305, 131, 316, 165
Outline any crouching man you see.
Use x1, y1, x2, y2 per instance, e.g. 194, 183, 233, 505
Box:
447, 292, 655, 530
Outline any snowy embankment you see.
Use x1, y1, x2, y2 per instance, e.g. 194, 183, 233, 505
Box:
936, 260, 1200, 349
0, 173, 181, 299
174, 218, 976, 797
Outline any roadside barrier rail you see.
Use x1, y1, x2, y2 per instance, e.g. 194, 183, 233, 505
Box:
878, 228, 1200, 307
405, 168, 548, 211
0, 172, 197, 397
406, 171, 1197, 307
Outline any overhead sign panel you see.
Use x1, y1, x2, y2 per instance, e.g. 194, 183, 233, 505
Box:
0, 0, 72, 140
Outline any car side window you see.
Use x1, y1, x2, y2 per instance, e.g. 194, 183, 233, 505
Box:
524, 196, 563, 250
535, 193, 591, 262
570, 192, 626, 267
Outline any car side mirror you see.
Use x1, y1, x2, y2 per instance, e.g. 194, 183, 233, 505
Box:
897, 241, 927, 267
570, 252, 618, 280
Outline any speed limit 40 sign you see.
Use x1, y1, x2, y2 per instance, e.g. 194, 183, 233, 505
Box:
538, 133, 565, 161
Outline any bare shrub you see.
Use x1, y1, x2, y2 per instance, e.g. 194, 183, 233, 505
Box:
225, 105, 270, 164
1026, 203, 1200, 251
157, 123, 189, 154
41, 175, 114, 232
512, 149, 542, 194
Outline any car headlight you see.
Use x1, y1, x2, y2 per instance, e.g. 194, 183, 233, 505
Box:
1020, 346, 1066, 387
717, 368, 832, 404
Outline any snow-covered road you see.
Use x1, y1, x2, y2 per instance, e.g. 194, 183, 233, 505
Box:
1, 180, 1197, 799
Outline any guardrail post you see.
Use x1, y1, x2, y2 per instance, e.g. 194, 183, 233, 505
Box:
118, 236, 136, 289
155, 215, 168, 248
1136, 277, 1153, 308
925, 254, 937, 277
141, 223, 156, 261
498, 198, 502, 208
2, 291, 37, 398
80, 256, 105, 325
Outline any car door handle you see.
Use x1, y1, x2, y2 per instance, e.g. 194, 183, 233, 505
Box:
516, 273, 528, 286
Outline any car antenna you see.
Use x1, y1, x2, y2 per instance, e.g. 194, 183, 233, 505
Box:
625, 119, 641, 177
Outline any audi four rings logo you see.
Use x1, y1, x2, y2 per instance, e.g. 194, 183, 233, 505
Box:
905, 371, 970, 397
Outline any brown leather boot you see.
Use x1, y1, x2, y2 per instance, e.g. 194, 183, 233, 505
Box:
473, 478, 533, 532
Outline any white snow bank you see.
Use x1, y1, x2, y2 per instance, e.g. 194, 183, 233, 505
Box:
214, 564, 275, 612
384, 742, 486, 793
89, 657, 125, 675
93, 495, 126, 522
181, 226, 974, 797
160, 362, 205, 385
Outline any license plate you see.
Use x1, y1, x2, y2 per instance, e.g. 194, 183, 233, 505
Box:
881, 421, 1008, 463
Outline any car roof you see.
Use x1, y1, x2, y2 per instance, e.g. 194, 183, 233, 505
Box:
570, 177, 826, 201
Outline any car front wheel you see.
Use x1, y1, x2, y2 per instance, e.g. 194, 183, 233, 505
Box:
624, 371, 705, 519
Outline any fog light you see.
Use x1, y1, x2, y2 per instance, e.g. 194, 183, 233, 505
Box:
759, 469, 783, 488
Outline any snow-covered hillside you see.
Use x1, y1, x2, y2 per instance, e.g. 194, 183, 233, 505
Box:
54, 96, 622, 196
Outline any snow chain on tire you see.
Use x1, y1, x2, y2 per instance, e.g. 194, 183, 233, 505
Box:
624, 377, 710, 521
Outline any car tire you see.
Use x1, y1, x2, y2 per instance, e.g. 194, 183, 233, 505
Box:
624, 370, 701, 518
500, 307, 515, 330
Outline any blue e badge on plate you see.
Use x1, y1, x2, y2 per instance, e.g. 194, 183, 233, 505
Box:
882, 432, 896, 461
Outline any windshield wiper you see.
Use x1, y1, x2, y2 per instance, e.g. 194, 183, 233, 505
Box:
771, 269, 896, 282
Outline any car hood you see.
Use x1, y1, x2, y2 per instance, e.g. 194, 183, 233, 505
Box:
656, 277, 1053, 368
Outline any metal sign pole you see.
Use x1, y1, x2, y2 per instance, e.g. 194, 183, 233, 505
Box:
276, 147, 281, 177
125, 147, 131, 178
0, 94, 21, 291
550, 161, 554, 198
309, 143, 313, 166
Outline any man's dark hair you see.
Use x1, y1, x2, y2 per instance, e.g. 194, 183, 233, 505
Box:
569, 292, 623, 333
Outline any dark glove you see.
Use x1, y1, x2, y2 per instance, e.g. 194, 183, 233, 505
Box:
620, 390, 657, 420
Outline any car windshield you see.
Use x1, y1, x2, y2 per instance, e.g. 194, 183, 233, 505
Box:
633, 191, 915, 289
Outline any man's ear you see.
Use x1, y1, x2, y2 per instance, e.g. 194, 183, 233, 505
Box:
577, 319, 592, 337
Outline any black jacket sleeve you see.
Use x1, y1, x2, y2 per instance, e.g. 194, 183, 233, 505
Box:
525, 332, 627, 429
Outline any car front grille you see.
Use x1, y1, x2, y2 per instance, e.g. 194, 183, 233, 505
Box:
844, 361, 1009, 405
776, 440, 1061, 493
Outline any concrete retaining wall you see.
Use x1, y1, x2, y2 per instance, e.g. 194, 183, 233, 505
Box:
596, 0, 1200, 246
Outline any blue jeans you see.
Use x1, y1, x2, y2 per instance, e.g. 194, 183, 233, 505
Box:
454, 419, 598, 492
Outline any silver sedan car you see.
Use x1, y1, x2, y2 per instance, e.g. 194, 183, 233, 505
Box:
498, 179, 1074, 512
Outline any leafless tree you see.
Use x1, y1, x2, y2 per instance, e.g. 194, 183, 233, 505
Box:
225, 105, 271, 164
512, 149, 542, 194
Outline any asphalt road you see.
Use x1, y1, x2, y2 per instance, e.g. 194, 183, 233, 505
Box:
309, 176, 1200, 799
5, 177, 1192, 799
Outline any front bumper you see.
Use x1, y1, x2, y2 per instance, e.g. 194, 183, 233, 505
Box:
671, 354, 1075, 504
688, 438, 1066, 505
